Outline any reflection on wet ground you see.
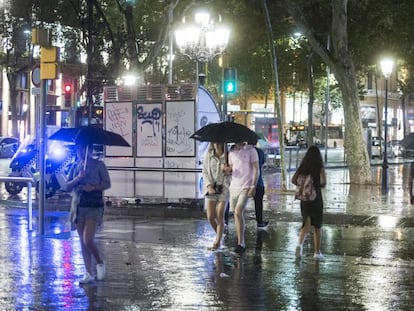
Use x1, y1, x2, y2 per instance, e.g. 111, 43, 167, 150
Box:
264, 164, 413, 219
0, 160, 413, 309
0, 209, 414, 310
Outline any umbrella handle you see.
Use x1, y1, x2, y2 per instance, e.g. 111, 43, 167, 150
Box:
83, 145, 88, 171
224, 143, 228, 165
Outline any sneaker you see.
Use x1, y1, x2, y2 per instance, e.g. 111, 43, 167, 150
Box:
96, 262, 106, 281
234, 245, 246, 254
79, 272, 94, 284
257, 221, 269, 229
295, 245, 303, 259
313, 252, 325, 261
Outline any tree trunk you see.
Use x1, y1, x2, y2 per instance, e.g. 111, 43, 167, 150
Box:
261, 0, 287, 190
333, 65, 372, 183
306, 53, 314, 147
329, 0, 372, 184
374, 74, 382, 139
86, 0, 94, 119
401, 94, 408, 136
286, 0, 372, 184
123, 3, 139, 72
7, 73, 18, 138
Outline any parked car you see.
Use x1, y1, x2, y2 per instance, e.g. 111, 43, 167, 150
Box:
371, 137, 394, 159
0, 137, 19, 158
390, 140, 405, 157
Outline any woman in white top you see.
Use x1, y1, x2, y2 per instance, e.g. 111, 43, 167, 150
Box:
202, 142, 230, 250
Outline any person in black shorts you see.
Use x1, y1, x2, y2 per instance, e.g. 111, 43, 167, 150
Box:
67, 144, 111, 284
292, 145, 326, 260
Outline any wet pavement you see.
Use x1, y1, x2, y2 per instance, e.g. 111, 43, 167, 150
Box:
0, 156, 414, 310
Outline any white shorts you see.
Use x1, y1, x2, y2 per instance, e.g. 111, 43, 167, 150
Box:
229, 188, 249, 212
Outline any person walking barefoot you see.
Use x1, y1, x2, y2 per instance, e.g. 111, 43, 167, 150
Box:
202, 142, 230, 250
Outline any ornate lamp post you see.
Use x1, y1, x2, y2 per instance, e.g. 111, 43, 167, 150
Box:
175, 12, 230, 64
175, 11, 230, 119
380, 58, 394, 194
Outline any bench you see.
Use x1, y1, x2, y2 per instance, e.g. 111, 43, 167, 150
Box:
0, 176, 34, 231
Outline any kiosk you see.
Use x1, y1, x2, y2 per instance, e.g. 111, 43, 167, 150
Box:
102, 84, 221, 202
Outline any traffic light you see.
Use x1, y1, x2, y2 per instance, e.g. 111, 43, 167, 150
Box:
224, 67, 237, 94
63, 83, 73, 108
40, 46, 59, 80
64, 83, 72, 93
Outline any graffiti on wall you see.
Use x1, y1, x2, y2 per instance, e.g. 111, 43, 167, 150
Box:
137, 103, 163, 157
105, 102, 133, 156
165, 101, 195, 156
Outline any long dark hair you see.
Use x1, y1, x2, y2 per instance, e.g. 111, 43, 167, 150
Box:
296, 145, 324, 181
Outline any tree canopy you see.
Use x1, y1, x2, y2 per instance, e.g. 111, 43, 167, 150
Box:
4, 0, 414, 184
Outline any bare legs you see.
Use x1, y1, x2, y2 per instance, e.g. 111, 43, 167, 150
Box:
77, 219, 103, 274
234, 204, 245, 247
298, 216, 322, 254
206, 200, 226, 248
298, 217, 311, 245
314, 228, 322, 254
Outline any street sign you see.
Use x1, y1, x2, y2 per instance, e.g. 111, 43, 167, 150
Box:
46, 105, 69, 112
31, 64, 41, 87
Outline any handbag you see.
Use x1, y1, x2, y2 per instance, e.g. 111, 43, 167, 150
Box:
213, 182, 223, 194
295, 174, 317, 201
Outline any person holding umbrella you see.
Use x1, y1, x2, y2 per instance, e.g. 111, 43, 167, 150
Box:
224, 141, 259, 254
202, 142, 230, 250
190, 121, 260, 253
67, 144, 111, 284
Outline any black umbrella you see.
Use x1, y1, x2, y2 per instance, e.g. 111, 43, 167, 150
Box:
49, 126, 130, 147
75, 126, 130, 146
48, 127, 80, 143
50, 126, 130, 170
400, 133, 414, 150
190, 121, 259, 143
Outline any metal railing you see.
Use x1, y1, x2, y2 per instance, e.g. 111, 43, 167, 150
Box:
0, 176, 34, 230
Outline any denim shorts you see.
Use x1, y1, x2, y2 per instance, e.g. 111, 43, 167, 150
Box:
205, 188, 228, 203
76, 207, 104, 225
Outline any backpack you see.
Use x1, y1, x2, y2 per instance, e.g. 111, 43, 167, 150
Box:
295, 174, 317, 201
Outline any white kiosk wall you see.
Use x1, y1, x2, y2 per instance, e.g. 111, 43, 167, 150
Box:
104, 102, 134, 197
103, 85, 221, 200
164, 100, 196, 198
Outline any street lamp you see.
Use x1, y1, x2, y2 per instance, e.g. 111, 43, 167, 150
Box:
175, 12, 230, 64
175, 11, 230, 118
380, 58, 394, 194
